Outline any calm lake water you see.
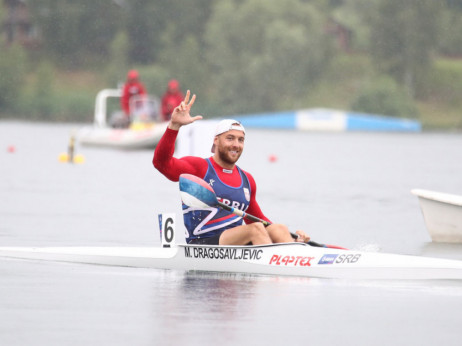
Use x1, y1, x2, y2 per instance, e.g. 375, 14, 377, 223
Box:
1, 121, 462, 346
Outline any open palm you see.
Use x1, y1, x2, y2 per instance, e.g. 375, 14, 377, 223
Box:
170, 90, 203, 130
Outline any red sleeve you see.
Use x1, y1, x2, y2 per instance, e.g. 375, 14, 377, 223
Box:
153, 128, 208, 181
138, 82, 147, 95
242, 171, 272, 224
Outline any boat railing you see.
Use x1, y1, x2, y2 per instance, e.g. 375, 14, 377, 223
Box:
129, 95, 161, 123
94, 89, 122, 128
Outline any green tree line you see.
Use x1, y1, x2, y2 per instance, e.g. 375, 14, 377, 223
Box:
1, 0, 462, 127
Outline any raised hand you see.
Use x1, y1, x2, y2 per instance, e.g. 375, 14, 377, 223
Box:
168, 90, 203, 130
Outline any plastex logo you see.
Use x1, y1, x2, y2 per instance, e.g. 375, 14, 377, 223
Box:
318, 254, 338, 265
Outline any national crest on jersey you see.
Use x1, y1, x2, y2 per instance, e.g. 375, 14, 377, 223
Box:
182, 159, 251, 242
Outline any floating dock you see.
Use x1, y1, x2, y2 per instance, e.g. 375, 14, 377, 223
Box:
232, 108, 421, 132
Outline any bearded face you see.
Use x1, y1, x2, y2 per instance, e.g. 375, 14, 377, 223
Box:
214, 130, 245, 166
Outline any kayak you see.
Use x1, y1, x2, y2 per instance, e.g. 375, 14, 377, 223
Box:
1, 214, 462, 280
1, 242, 462, 280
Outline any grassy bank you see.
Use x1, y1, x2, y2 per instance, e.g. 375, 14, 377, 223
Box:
2, 56, 461, 130
303, 55, 462, 130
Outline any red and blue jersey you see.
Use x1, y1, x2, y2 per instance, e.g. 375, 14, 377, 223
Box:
182, 159, 251, 242
153, 127, 272, 241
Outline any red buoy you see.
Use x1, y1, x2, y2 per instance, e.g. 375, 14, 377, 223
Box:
268, 154, 278, 163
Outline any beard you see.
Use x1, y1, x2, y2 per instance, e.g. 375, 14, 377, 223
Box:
216, 146, 241, 166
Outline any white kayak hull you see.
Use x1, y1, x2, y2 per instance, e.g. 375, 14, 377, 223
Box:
1, 243, 462, 280
78, 122, 168, 149
412, 189, 462, 243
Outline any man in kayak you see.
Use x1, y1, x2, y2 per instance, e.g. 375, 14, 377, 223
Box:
153, 90, 310, 245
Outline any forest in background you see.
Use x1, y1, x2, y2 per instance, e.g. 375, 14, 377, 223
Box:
1, 0, 461, 129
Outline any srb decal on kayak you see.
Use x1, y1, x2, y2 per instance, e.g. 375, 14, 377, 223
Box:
184, 246, 263, 260
335, 253, 361, 264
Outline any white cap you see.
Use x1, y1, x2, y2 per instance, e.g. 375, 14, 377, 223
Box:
211, 119, 246, 153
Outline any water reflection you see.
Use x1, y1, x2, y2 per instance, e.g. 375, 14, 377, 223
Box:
161, 271, 261, 318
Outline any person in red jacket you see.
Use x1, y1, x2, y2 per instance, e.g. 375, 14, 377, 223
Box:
161, 79, 184, 121
120, 70, 147, 119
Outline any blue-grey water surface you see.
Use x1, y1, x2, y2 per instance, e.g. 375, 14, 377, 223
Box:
1, 121, 462, 346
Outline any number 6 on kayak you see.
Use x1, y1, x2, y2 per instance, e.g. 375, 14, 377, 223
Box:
158, 213, 176, 248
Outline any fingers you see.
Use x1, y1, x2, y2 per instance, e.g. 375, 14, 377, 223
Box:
184, 90, 190, 104
171, 90, 198, 128
191, 115, 203, 122
181, 90, 196, 109
180, 101, 187, 112
295, 230, 310, 243
188, 93, 196, 107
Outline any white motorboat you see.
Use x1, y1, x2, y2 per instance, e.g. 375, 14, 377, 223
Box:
77, 89, 168, 149
412, 189, 462, 243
